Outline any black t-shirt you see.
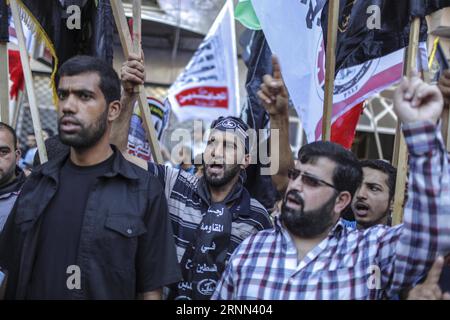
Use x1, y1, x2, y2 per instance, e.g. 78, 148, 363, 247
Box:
27, 155, 114, 299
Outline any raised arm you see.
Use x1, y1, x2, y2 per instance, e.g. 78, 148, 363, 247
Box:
257, 56, 294, 194
377, 73, 450, 297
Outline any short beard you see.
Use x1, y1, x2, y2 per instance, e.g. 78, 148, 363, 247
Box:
0, 164, 16, 186
280, 189, 337, 238
356, 205, 391, 229
59, 107, 108, 150
204, 164, 241, 188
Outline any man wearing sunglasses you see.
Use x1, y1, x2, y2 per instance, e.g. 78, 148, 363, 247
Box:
212, 57, 450, 300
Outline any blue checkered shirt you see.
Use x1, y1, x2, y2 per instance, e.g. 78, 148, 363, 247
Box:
212, 121, 450, 300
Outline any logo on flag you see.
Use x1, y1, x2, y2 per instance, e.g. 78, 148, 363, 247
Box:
167, 0, 239, 123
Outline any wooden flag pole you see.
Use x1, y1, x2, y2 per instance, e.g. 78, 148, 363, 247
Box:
391, 17, 421, 226
10, 0, 47, 163
0, 42, 8, 124
0, 0, 8, 124
322, 0, 340, 141
110, 0, 163, 164
442, 103, 450, 150
132, 0, 141, 94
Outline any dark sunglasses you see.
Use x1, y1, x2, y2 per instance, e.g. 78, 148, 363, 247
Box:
287, 168, 338, 190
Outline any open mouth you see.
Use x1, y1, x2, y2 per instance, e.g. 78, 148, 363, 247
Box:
207, 163, 224, 175
354, 202, 370, 216
285, 191, 304, 209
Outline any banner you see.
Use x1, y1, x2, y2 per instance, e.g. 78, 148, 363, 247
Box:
15, 0, 114, 102
321, 0, 428, 74
167, 0, 240, 123
241, 30, 277, 210
127, 97, 169, 161
252, 0, 414, 142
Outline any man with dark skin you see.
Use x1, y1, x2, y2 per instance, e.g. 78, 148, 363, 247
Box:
0, 56, 180, 300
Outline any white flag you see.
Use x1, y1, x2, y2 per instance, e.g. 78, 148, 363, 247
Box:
167, 0, 240, 123
252, 0, 409, 142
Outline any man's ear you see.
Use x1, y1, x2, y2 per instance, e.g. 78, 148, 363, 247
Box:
389, 198, 394, 213
108, 100, 122, 122
240, 153, 251, 170
334, 191, 352, 215
15, 148, 21, 164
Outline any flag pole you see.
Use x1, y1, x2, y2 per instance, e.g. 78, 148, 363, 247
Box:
9, 0, 47, 163
322, 0, 340, 141
0, 0, 8, 124
132, 0, 141, 94
442, 103, 450, 150
110, 0, 163, 164
391, 17, 421, 226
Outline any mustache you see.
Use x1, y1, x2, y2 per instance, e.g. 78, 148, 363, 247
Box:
284, 189, 305, 207
59, 115, 82, 126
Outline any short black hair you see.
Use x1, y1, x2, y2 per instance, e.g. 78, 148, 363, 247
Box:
360, 159, 397, 200
0, 122, 18, 149
298, 141, 362, 197
56, 55, 121, 105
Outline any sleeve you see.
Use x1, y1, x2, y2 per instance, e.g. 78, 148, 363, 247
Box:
374, 121, 450, 298
147, 163, 167, 187
0, 202, 22, 299
147, 163, 181, 200
0, 211, 14, 269
135, 176, 182, 294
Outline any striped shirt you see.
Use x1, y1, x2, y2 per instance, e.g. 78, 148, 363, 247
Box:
212, 121, 450, 300
148, 164, 273, 264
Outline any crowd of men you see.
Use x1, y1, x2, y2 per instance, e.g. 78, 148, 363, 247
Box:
0, 52, 449, 300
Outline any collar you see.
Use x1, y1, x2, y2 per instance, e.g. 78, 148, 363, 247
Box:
196, 174, 251, 219
36, 145, 139, 182
0, 167, 27, 196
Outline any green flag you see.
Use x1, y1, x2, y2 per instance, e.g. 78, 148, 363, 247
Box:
235, 0, 261, 30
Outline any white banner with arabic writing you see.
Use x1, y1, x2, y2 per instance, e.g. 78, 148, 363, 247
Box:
252, 0, 408, 142
167, 0, 240, 123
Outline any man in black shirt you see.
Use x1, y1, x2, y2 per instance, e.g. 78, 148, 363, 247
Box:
0, 56, 181, 299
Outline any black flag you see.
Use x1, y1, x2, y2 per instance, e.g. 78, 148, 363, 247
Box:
241, 30, 279, 211
321, 0, 430, 74
16, 0, 114, 91
410, 0, 450, 17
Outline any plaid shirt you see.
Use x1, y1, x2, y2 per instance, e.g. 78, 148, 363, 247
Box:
212, 121, 450, 300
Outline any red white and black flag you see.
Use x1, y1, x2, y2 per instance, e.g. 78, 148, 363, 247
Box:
320, 0, 450, 74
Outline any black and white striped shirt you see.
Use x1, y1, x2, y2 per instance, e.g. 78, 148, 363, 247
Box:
148, 164, 273, 263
